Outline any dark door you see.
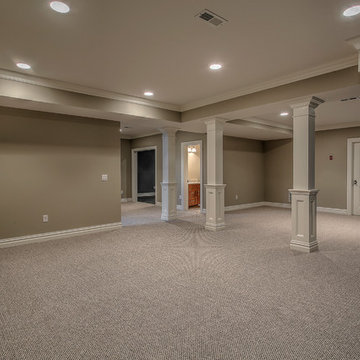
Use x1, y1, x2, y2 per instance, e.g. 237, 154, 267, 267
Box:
137, 150, 155, 204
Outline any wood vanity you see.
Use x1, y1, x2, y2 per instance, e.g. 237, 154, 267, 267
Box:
188, 183, 200, 207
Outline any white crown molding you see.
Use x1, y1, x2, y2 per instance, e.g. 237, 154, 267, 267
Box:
0, 222, 122, 248
181, 55, 358, 111
0, 68, 181, 112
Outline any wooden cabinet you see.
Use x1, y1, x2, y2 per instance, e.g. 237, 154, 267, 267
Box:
188, 183, 200, 208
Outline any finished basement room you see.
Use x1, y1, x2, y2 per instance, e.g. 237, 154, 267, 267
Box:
1, 1, 360, 359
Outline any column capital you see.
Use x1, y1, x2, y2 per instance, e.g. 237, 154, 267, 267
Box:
289, 189, 319, 195
290, 96, 325, 112
159, 127, 179, 136
204, 117, 226, 131
346, 36, 360, 72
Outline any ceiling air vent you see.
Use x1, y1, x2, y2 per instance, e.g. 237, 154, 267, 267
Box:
196, 9, 228, 27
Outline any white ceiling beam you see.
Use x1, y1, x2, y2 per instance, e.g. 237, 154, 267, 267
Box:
0, 78, 181, 123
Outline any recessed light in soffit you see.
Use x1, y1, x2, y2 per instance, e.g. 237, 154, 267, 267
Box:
209, 64, 223, 70
50, 1, 70, 14
343, 5, 360, 17
16, 62, 31, 70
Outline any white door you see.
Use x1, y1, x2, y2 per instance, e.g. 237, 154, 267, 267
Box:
353, 143, 360, 215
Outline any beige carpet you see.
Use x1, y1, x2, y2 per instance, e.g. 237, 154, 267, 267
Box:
1, 204, 360, 359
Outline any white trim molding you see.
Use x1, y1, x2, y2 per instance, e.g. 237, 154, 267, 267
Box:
317, 207, 348, 215
121, 198, 133, 203
347, 137, 360, 215
225, 201, 347, 215
225, 202, 267, 212
0, 222, 122, 249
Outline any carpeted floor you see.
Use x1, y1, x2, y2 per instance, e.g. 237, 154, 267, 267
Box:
1, 204, 360, 360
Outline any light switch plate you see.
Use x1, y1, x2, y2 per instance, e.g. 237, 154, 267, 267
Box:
101, 174, 108, 182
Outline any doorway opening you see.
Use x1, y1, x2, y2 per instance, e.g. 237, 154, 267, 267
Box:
347, 138, 360, 215
132, 147, 157, 205
181, 140, 203, 211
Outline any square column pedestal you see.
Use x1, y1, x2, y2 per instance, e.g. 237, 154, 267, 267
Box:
289, 189, 319, 253
205, 184, 226, 231
161, 182, 177, 221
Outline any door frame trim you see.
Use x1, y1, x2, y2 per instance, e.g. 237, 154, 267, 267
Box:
131, 146, 157, 203
180, 140, 203, 211
346, 137, 360, 215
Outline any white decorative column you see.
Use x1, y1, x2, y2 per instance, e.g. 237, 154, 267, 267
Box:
160, 128, 178, 221
289, 96, 324, 252
205, 118, 226, 231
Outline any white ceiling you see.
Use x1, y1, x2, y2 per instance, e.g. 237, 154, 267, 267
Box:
0, 0, 359, 107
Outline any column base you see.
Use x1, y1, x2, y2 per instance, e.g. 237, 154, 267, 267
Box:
289, 189, 319, 253
205, 184, 226, 231
161, 182, 177, 222
205, 222, 226, 231
290, 239, 319, 253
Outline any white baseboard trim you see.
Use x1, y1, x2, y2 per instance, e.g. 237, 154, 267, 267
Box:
121, 198, 132, 203
264, 202, 347, 215
156, 202, 162, 207
176, 205, 184, 210
225, 202, 267, 212
0, 222, 123, 249
317, 206, 348, 215
138, 192, 155, 197
263, 202, 291, 209
224, 201, 347, 215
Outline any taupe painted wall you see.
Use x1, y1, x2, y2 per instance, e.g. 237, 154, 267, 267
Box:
264, 127, 360, 209
224, 136, 264, 206
121, 139, 132, 199
0, 107, 122, 239
264, 139, 292, 204
131, 134, 163, 202
316, 127, 360, 209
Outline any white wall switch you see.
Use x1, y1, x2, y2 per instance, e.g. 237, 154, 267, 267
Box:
43, 215, 48, 223
235, 194, 239, 200
101, 174, 108, 182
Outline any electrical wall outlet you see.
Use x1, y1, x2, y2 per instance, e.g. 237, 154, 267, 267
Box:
43, 215, 48, 223
235, 194, 239, 200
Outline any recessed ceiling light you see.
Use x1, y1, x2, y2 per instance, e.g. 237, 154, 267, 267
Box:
280, 112, 289, 116
343, 5, 360, 17
50, 1, 70, 13
16, 62, 31, 70
144, 91, 154, 97
209, 64, 222, 70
